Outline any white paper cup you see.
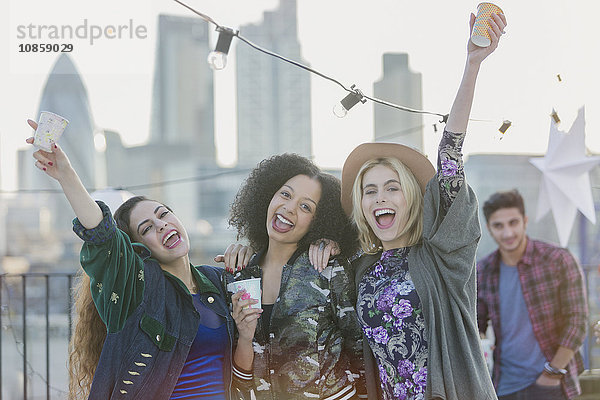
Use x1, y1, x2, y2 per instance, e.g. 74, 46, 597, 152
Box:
470, 2, 504, 47
227, 278, 261, 309
34, 111, 69, 151
480, 338, 494, 373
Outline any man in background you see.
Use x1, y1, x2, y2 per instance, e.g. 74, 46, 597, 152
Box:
477, 189, 588, 400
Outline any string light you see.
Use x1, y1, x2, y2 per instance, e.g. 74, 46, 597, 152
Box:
333, 85, 366, 118
173, 0, 456, 123
207, 27, 237, 70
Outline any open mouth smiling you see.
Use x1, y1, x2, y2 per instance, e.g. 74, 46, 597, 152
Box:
162, 229, 182, 249
272, 213, 294, 233
374, 208, 396, 229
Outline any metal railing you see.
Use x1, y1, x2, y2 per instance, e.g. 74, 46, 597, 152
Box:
0, 272, 75, 400
0, 265, 599, 399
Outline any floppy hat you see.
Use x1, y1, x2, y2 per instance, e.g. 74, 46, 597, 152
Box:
340, 142, 436, 216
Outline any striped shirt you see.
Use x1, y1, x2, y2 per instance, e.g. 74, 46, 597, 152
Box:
477, 238, 588, 399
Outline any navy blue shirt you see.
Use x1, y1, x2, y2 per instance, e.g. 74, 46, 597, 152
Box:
497, 262, 546, 396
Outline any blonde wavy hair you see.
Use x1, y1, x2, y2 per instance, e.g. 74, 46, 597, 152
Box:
68, 270, 106, 399
351, 157, 424, 253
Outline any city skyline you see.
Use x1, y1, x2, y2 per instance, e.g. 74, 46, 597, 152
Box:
2, 0, 600, 193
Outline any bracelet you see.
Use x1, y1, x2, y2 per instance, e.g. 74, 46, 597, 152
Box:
544, 361, 567, 377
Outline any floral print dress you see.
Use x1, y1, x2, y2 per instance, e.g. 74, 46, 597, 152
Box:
356, 129, 465, 400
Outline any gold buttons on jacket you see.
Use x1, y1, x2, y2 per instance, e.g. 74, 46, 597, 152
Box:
207, 296, 214, 303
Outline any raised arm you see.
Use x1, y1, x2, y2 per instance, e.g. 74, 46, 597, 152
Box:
438, 12, 506, 211
445, 12, 506, 133
26, 119, 102, 228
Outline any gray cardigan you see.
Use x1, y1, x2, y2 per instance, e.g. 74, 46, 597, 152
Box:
353, 178, 497, 400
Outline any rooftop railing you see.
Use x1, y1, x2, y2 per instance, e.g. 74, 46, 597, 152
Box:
0, 265, 599, 399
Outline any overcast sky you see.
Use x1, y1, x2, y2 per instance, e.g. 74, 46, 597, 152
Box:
2, 0, 599, 191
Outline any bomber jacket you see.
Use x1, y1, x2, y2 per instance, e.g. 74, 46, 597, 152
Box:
225, 250, 366, 399
74, 201, 253, 399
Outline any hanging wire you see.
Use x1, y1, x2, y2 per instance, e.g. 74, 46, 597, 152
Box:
173, 0, 464, 123
0, 168, 252, 195
374, 125, 426, 142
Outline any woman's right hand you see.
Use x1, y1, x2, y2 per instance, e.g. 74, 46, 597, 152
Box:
231, 290, 262, 342
27, 118, 103, 229
26, 119, 74, 183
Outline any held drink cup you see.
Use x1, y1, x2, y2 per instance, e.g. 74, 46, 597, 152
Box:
33, 111, 69, 151
470, 2, 504, 47
227, 278, 261, 309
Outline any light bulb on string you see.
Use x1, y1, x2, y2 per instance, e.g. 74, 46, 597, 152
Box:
207, 27, 236, 70
333, 85, 366, 118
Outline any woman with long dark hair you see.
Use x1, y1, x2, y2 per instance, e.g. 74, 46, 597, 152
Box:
25, 124, 258, 400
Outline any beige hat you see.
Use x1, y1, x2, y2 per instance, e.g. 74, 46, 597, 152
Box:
340, 142, 436, 216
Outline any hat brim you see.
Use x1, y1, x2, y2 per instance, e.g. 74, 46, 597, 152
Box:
341, 142, 436, 216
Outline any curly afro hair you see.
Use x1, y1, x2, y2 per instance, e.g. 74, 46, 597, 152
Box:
229, 153, 357, 259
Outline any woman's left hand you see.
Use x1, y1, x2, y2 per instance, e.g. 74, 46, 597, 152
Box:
231, 290, 262, 342
308, 239, 340, 273
467, 12, 507, 65
215, 243, 254, 273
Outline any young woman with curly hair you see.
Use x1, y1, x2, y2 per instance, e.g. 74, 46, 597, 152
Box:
223, 153, 366, 399
25, 124, 257, 400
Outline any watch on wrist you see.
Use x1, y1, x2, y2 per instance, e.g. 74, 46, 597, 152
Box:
544, 361, 567, 378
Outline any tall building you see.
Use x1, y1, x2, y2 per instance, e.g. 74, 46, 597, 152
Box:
236, 0, 312, 166
18, 54, 97, 233
373, 53, 424, 151
150, 15, 215, 164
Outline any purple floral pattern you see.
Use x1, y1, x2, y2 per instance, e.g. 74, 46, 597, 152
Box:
437, 130, 466, 213
358, 247, 428, 399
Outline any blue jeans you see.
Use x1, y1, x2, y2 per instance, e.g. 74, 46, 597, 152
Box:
498, 381, 566, 400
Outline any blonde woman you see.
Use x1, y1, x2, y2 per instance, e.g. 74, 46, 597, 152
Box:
311, 12, 507, 400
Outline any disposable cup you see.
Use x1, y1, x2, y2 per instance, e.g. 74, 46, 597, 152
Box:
227, 278, 261, 309
470, 2, 504, 47
33, 111, 69, 151
480, 338, 494, 373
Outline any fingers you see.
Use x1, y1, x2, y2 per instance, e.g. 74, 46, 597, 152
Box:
309, 243, 318, 269
488, 14, 503, 38
469, 12, 476, 31
331, 242, 340, 256
240, 246, 252, 270
496, 12, 507, 29
27, 119, 38, 130
222, 244, 237, 273
318, 246, 332, 273
231, 290, 262, 323
32, 149, 54, 166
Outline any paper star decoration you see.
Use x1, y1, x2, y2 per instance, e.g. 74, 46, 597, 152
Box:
529, 107, 600, 246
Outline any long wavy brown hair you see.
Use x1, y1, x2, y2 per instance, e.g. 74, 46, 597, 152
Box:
68, 271, 106, 399
68, 196, 150, 399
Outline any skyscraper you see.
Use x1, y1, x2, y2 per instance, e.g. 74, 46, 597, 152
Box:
150, 15, 215, 164
373, 53, 424, 151
236, 0, 312, 166
18, 54, 97, 232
